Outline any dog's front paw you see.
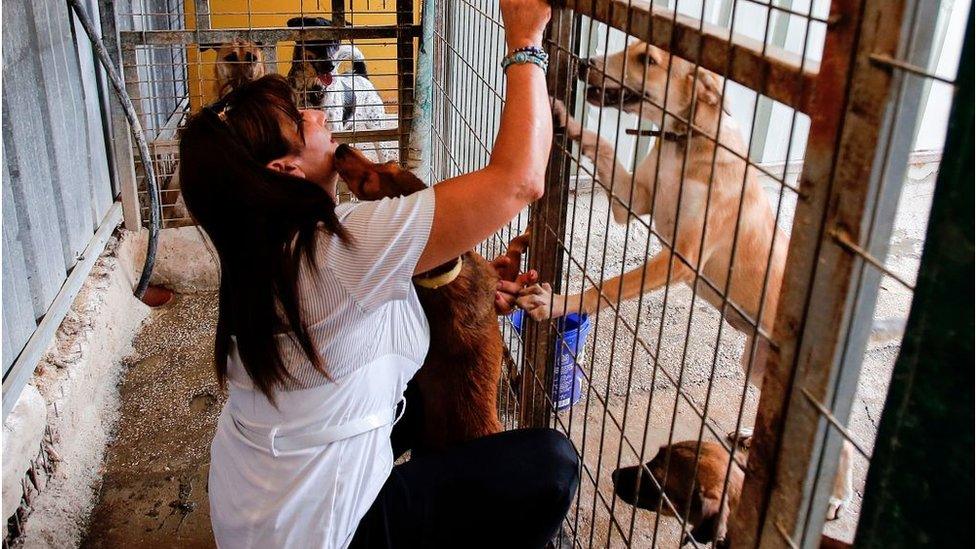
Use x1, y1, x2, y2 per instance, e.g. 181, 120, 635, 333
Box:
551, 98, 569, 129
826, 497, 846, 521
727, 427, 753, 450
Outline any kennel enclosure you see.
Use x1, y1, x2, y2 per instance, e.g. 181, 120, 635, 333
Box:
430, 0, 963, 546
2, 0, 969, 546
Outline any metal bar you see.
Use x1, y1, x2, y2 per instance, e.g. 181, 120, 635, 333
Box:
98, 0, 139, 230
333, 127, 407, 144
193, 0, 210, 30
396, 0, 416, 166
519, 7, 579, 429
119, 25, 421, 47
856, 13, 973, 545
331, 0, 347, 27
407, 0, 433, 178
563, 0, 821, 112
728, 0, 911, 546
868, 53, 956, 86
2, 203, 123, 421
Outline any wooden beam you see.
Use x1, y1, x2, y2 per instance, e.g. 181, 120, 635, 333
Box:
564, 0, 820, 112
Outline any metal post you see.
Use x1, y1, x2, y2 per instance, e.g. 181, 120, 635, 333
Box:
856, 12, 973, 546
519, 8, 579, 428
728, 0, 911, 546
98, 0, 140, 230
408, 0, 434, 177
193, 0, 210, 31
331, 0, 347, 27
396, 0, 416, 166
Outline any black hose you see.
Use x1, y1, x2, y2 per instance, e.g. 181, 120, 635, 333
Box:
67, 0, 160, 300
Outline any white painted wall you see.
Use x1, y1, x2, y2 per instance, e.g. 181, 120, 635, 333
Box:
914, 0, 971, 152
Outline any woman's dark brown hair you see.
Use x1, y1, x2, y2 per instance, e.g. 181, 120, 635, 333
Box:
178, 75, 348, 401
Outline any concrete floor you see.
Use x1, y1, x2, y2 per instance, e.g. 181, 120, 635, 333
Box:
82, 292, 221, 549
77, 165, 931, 548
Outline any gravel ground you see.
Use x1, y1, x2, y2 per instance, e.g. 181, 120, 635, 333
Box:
82, 291, 220, 549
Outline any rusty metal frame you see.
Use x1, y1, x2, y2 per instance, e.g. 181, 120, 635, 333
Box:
564, 0, 820, 112
110, 1, 422, 229
99, 0, 140, 230
520, 6, 582, 428
728, 0, 913, 546
118, 25, 420, 47
396, 0, 417, 165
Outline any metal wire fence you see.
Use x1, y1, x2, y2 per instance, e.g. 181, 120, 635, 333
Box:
431, 0, 959, 547
109, 0, 419, 227
102, 0, 962, 547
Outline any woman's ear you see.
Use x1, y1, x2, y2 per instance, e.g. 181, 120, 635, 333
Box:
266, 157, 307, 179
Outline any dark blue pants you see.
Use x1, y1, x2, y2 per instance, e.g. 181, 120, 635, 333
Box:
350, 384, 579, 548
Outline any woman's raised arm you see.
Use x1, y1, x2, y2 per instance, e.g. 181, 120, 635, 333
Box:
415, 0, 552, 274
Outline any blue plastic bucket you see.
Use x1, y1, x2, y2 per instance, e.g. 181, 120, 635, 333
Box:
510, 311, 591, 411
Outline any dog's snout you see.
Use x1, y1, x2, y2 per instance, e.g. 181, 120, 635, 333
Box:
577, 59, 591, 82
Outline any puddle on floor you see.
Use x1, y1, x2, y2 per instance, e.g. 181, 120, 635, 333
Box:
82, 292, 221, 549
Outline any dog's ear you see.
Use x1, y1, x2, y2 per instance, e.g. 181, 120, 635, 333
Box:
199, 43, 220, 53
687, 68, 723, 107
287, 16, 333, 28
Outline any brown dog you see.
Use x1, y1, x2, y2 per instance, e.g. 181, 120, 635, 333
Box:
613, 441, 743, 546
333, 144, 531, 451
211, 41, 266, 98
613, 441, 853, 547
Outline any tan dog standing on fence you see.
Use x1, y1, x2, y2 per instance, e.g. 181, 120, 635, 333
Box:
517, 41, 853, 519
520, 41, 786, 386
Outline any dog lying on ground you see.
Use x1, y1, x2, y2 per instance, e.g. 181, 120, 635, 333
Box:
518, 41, 853, 518
333, 143, 532, 451
287, 17, 396, 163
613, 441, 853, 548
613, 441, 743, 546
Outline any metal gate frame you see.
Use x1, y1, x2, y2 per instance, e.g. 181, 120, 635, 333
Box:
98, 0, 421, 230
516, 1, 933, 547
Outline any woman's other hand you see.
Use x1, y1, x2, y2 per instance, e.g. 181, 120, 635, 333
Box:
494, 269, 538, 315
500, 0, 552, 51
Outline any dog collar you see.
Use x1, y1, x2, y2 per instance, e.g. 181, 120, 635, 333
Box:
413, 257, 463, 289
625, 127, 688, 143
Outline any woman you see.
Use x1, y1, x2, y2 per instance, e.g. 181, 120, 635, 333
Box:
178, 1, 577, 547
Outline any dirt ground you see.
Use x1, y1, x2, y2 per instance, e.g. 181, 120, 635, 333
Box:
82, 292, 221, 549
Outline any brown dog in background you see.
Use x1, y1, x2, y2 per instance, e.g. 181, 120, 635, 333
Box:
333, 144, 532, 452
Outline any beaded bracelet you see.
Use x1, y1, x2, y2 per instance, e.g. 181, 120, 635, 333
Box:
501, 46, 549, 73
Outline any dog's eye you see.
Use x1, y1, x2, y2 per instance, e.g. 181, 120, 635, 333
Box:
637, 52, 656, 66
225, 53, 239, 63
244, 52, 256, 63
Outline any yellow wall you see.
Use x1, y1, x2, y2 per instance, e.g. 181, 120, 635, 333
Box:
184, 1, 418, 111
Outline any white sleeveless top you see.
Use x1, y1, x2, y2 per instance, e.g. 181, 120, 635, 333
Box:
208, 189, 435, 548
